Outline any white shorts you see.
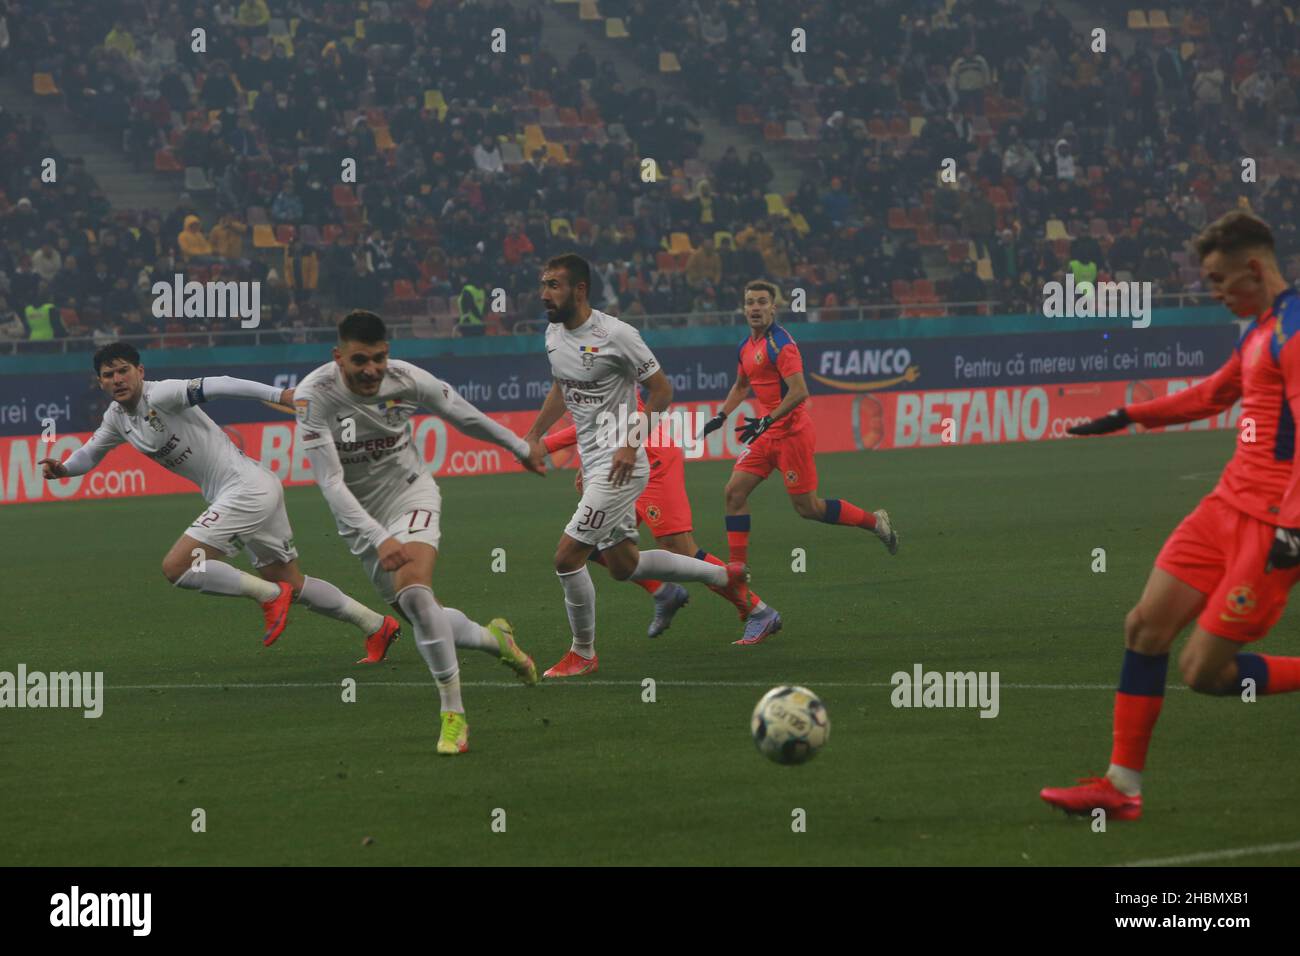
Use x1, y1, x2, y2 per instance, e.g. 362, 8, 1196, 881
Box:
342, 476, 443, 605
187, 470, 298, 568
564, 464, 649, 552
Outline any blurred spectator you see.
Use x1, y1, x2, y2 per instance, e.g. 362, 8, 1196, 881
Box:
209, 215, 248, 260
177, 215, 214, 259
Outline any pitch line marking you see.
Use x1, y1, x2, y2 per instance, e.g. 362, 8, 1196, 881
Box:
104, 679, 1161, 691
1119, 839, 1300, 867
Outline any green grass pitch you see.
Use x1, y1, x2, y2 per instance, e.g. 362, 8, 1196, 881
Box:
2, 431, 1297, 866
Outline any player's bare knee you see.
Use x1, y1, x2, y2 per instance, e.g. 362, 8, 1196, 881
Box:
554, 550, 584, 574
1178, 653, 1225, 695
161, 555, 187, 584
792, 497, 820, 520
1124, 605, 1176, 652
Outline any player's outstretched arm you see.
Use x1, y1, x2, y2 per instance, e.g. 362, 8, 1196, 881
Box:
1110, 349, 1244, 432
301, 442, 409, 569
40, 420, 125, 479
414, 367, 544, 474
1066, 408, 1132, 436
542, 423, 578, 455
525, 380, 568, 451
189, 375, 290, 407
701, 369, 750, 437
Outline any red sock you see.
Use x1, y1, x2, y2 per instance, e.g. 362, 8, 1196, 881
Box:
1110, 692, 1165, 771
1260, 655, 1300, 694
824, 498, 876, 529
698, 549, 759, 619
725, 515, 750, 564
634, 578, 661, 595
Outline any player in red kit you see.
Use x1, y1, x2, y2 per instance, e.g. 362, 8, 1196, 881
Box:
1042, 212, 1300, 821
700, 280, 899, 571
544, 392, 783, 644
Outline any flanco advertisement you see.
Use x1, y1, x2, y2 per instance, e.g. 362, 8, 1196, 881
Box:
1, 377, 1239, 505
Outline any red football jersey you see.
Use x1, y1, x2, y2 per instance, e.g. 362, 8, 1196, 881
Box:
1126, 289, 1300, 525
737, 324, 811, 433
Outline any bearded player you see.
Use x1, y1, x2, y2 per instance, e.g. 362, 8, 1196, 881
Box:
39, 342, 401, 660
700, 280, 899, 565
294, 311, 544, 755
543, 390, 783, 645
524, 254, 750, 677
1041, 211, 1300, 820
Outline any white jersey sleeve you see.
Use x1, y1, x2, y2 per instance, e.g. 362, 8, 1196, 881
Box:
405, 364, 529, 459
145, 379, 192, 413
192, 375, 283, 404
303, 440, 390, 549
150, 376, 282, 412
292, 372, 389, 547
293, 381, 336, 452
60, 415, 126, 476
616, 323, 661, 383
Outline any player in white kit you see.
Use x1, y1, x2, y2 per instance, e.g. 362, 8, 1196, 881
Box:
294, 311, 545, 755
39, 342, 402, 659
524, 254, 751, 677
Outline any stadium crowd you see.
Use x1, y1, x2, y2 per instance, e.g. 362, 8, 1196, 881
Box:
2, 0, 1299, 345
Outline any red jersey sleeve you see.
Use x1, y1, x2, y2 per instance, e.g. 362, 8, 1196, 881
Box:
776, 341, 803, 378
1125, 349, 1243, 428
543, 424, 578, 454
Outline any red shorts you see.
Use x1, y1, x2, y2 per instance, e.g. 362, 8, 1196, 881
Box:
636, 446, 693, 537
732, 423, 818, 495
1155, 492, 1300, 642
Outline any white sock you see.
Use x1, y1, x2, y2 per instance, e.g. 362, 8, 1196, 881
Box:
748, 600, 768, 617
396, 585, 462, 712
297, 576, 385, 634
1106, 764, 1142, 796
436, 671, 464, 714
631, 549, 727, 587
443, 606, 498, 655
175, 563, 280, 602
557, 566, 596, 657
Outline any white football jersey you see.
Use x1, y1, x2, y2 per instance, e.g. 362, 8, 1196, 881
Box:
544, 309, 661, 473
294, 358, 528, 511
82, 379, 269, 502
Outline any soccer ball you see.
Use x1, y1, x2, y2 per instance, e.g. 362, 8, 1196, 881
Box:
751, 686, 829, 765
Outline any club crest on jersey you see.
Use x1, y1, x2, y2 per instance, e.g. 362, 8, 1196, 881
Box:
294, 398, 310, 423
375, 398, 407, 425
646, 504, 662, 523
580, 345, 600, 369
145, 409, 166, 433
754, 348, 766, 365
1227, 585, 1256, 616
784, 469, 798, 485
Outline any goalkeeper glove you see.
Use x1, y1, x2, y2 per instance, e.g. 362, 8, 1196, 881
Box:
1268, 527, 1300, 572
1067, 408, 1131, 436
736, 415, 773, 444
699, 413, 726, 438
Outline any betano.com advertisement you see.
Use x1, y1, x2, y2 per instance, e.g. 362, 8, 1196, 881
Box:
1, 377, 1239, 505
